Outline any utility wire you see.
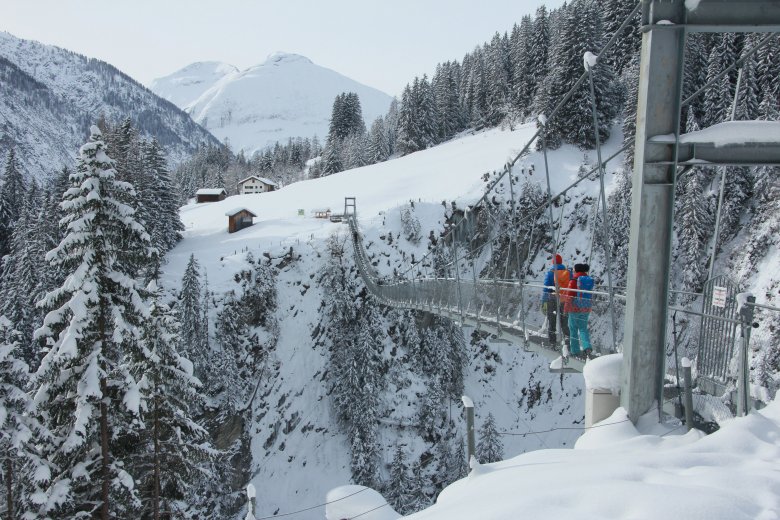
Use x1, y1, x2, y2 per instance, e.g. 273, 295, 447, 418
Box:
251, 487, 368, 520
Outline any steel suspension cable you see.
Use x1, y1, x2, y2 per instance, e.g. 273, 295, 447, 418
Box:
586, 60, 618, 352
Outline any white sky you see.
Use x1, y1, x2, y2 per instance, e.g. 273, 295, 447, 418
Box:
0, 0, 564, 97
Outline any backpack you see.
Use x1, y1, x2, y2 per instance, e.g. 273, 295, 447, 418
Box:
554, 267, 570, 290
574, 275, 594, 309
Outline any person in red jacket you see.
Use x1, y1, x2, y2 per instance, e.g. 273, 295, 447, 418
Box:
564, 263, 594, 358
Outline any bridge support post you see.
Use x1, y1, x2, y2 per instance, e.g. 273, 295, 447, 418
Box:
622, 0, 686, 423
462, 396, 476, 464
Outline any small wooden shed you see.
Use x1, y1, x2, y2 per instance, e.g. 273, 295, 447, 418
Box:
225, 207, 257, 233
196, 188, 227, 203
313, 208, 332, 219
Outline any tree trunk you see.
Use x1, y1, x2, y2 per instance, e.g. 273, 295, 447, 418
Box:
5, 458, 13, 520
100, 377, 110, 520
153, 396, 160, 520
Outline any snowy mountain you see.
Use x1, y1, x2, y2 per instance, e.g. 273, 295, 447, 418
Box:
0, 31, 220, 178
149, 61, 239, 108
150, 53, 394, 155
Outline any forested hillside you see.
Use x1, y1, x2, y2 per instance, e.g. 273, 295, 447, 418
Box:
0, 31, 220, 179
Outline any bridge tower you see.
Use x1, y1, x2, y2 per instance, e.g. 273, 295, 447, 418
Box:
623, 0, 780, 422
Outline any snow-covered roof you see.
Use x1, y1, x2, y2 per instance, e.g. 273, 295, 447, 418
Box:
196, 188, 227, 195
238, 175, 278, 186
224, 207, 257, 217
650, 120, 780, 147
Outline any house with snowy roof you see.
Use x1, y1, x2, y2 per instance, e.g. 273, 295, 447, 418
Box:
195, 188, 227, 203
238, 175, 278, 195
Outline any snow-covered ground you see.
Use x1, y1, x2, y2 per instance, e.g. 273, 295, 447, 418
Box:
163, 122, 778, 519
399, 400, 780, 519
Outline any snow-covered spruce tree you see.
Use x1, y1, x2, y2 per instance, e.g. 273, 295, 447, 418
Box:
144, 138, 184, 259
321, 235, 383, 487
675, 109, 713, 295
536, 0, 621, 149
213, 253, 277, 410
178, 254, 204, 371
130, 281, 214, 519
0, 317, 48, 519
386, 445, 414, 515
485, 32, 511, 126
0, 148, 27, 259
367, 117, 390, 164
605, 168, 632, 287
475, 413, 503, 464
32, 126, 152, 519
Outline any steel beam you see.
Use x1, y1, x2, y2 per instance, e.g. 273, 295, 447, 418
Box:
622, 0, 686, 423
685, 0, 780, 28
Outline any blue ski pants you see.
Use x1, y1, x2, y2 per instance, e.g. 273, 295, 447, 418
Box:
568, 312, 591, 354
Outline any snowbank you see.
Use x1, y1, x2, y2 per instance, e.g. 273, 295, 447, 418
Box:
582, 353, 622, 394
407, 401, 780, 519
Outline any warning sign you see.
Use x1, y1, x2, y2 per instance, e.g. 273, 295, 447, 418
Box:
712, 286, 727, 308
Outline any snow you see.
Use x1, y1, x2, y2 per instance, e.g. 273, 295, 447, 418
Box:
651, 120, 780, 147
685, 0, 702, 11
461, 395, 474, 408
736, 292, 754, 313
582, 353, 622, 394
159, 111, 780, 519
681, 356, 692, 369
405, 401, 780, 519
151, 52, 393, 154
246, 483, 256, 499
224, 207, 257, 217
196, 188, 227, 196
163, 122, 611, 518
656, 19, 675, 25
325, 486, 399, 520
583, 51, 598, 71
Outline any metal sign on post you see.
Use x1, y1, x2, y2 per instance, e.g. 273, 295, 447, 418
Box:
712, 286, 727, 308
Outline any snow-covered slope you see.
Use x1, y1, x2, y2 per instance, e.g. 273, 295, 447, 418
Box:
163, 121, 778, 519
163, 124, 590, 519
0, 31, 220, 177
149, 61, 238, 108
151, 53, 393, 155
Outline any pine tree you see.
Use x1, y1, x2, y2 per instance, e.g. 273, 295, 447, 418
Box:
0, 317, 48, 519
131, 282, 214, 519
32, 126, 152, 519
144, 138, 184, 258
0, 148, 27, 259
386, 445, 414, 514
703, 34, 738, 127
735, 35, 760, 121
676, 108, 713, 294
179, 254, 203, 368
476, 413, 504, 463
367, 117, 390, 163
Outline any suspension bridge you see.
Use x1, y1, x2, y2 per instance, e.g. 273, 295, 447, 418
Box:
342, 0, 780, 425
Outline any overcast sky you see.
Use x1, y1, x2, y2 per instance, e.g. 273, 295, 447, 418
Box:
1, 0, 565, 97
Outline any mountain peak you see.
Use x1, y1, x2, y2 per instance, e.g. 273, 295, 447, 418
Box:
262, 52, 313, 66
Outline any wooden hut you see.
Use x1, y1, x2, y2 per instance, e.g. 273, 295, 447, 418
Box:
225, 207, 257, 233
313, 208, 332, 219
196, 188, 227, 203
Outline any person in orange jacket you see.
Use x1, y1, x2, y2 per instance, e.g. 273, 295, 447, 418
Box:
542, 254, 571, 347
